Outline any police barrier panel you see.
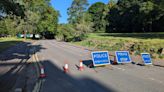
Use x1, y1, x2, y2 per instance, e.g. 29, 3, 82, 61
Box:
141, 53, 152, 65
115, 51, 132, 63
91, 51, 110, 66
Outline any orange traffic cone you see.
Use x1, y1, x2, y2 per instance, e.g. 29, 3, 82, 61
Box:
113, 56, 118, 65
79, 60, 84, 71
63, 63, 69, 73
40, 66, 46, 78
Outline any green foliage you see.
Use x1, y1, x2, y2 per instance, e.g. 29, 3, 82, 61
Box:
65, 0, 93, 42
0, 20, 7, 34
37, 7, 58, 34
158, 54, 164, 59
56, 24, 77, 42
0, 0, 25, 17
75, 13, 93, 35
88, 2, 108, 32
106, 0, 164, 33
56, 12, 93, 42
67, 0, 89, 24
0, 0, 58, 36
3, 15, 18, 36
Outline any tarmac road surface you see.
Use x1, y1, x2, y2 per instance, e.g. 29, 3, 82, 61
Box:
33, 40, 164, 92
0, 42, 31, 92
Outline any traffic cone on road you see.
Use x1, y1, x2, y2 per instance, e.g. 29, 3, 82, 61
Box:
40, 66, 46, 78
79, 60, 84, 71
113, 56, 118, 65
63, 63, 69, 73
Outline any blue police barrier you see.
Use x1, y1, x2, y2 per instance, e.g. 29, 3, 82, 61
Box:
91, 51, 110, 66
141, 53, 152, 65
115, 51, 131, 63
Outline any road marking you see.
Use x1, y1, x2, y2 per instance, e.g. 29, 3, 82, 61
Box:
31, 47, 44, 92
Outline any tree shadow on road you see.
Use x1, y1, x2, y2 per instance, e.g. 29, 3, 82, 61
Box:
0, 60, 28, 92
40, 60, 117, 92
0, 61, 40, 92
0, 41, 46, 92
0, 41, 46, 61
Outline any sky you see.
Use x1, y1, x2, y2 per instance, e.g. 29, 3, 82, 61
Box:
50, 0, 109, 23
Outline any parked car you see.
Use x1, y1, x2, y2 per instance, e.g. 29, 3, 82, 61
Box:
26, 34, 33, 38
41, 31, 54, 39
17, 34, 34, 38
0, 34, 8, 38
34, 34, 42, 39
17, 34, 24, 38
35, 34, 40, 39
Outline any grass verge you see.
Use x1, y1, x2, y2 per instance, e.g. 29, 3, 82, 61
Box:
72, 33, 164, 59
0, 37, 24, 53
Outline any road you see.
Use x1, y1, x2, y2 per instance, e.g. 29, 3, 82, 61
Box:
32, 40, 164, 92
0, 42, 31, 92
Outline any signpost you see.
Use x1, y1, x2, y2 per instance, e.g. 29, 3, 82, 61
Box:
115, 51, 131, 64
141, 53, 152, 65
91, 51, 110, 66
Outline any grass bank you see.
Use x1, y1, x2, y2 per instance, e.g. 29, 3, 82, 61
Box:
72, 33, 164, 59
0, 37, 24, 53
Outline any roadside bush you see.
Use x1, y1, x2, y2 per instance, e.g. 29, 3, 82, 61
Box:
55, 24, 76, 42
56, 24, 90, 42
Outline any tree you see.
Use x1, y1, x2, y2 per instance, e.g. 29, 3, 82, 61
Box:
139, 1, 154, 32
0, 0, 59, 37
0, 20, 7, 34
106, 0, 164, 33
56, 24, 76, 41
65, 0, 93, 41
67, 0, 89, 24
37, 7, 58, 34
21, 0, 59, 34
151, 0, 164, 32
76, 13, 93, 33
75, 12, 93, 40
0, 0, 25, 17
3, 15, 18, 36
56, 13, 93, 42
88, 2, 108, 32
